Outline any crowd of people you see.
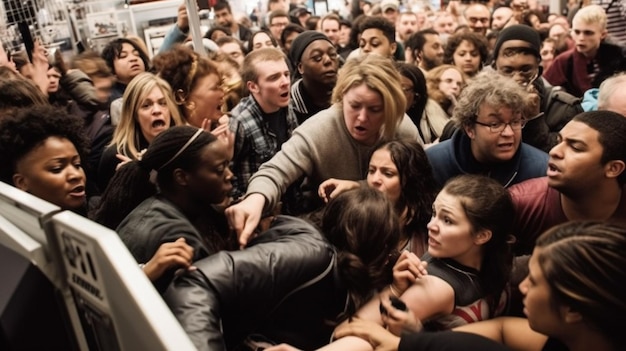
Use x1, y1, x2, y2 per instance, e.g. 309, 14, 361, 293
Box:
1, 0, 626, 350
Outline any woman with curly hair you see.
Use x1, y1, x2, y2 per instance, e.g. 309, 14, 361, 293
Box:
152, 44, 230, 134
0, 105, 89, 212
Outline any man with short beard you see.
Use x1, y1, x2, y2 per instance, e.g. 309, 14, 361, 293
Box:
405, 29, 444, 71
396, 12, 419, 44
213, 2, 252, 45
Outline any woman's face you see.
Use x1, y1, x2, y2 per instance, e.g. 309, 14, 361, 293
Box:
114, 42, 145, 84
427, 190, 481, 263
136, 86, 171, 144
367, 147, 401, 205
438, 68, 464, 98
519, 249, 563, 336
452, 40, 481, 76
188, 73, 225, 127
186, 139, 233, 205
343, 83, 385, 146
252, 32, 275, 51
400, 75, 415, 111
13, 136, 86, 210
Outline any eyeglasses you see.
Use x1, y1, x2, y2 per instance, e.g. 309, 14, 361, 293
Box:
467, 17, 490, 24
270, 22, 289, 28
474, 119, 526, 133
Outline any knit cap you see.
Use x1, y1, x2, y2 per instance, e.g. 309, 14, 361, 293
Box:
288, 31, 332, 67
493, 25, 542, 60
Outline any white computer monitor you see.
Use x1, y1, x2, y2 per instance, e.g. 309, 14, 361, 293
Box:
48, 210, 196, 351
0, 182, 196, 350
0, 182, 78, 349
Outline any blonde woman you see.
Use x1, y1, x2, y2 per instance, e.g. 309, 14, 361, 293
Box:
97, 72, 184, 192
225, 54, 420, 247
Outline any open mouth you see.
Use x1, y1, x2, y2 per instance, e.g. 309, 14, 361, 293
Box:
69, 185, 86, 197
152, 120, 166, 128
280, 92, 289, 98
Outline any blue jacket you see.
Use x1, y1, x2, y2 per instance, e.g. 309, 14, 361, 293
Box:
426, 130, 548, 188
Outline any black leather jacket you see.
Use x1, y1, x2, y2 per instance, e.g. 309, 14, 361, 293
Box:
163, 216, 347, 351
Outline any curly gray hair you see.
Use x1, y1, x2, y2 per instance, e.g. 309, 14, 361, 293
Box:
453, 70, 528, 128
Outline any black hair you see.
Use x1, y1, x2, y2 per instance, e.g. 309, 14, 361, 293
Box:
92, 126, 217, 229
0, 105, 89, 185
395, 62, 428, 124
573, 111, 626, 185
323, 187, 400, 320
204, 26, 233, 41
101, 38, 150, 75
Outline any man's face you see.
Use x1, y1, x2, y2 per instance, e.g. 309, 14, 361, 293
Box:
495, 40, 540, 87
214, 8, 233, 28
247, 59, 291, 113
322, 18, 341, 46
299, 39, 339, 86
359, 28, 396, 58
433, 13, 456, 34
491, 7, 513, 30
269, 15, 290, 41
571, 19, 606, 58
339, 24, 351, 46
397, 13, 419, 41
418, 33, 444, 70
465, 104, 523, 164
269, 0, 289, 12
382, 8, 398, 24
464, 4, 490, 36
219, 42, 244, 68
547, 121, 607, 195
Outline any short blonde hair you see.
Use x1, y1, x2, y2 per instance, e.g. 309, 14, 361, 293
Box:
111, 72, 184, 159
332, 55, 406, 141
573, 4, 607, 30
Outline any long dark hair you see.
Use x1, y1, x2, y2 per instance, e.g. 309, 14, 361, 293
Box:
442, 175, 514, 317
373, 140, 437, 247
92, 126, 217, 230
322, 188, 401, 320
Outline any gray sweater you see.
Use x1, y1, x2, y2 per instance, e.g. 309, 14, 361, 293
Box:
246, 104, 420, 212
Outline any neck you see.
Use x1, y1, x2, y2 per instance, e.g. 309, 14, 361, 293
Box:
302, 78, 333, 108
253, 95, 280, 114
230, 22, 239, 33
560, 182, 622, 221
161, 188, 202, 219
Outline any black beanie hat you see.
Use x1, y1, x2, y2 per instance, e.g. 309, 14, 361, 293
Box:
288, 31, 332, 67
493, 25, 542, 60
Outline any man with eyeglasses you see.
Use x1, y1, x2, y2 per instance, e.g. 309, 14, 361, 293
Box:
463, 3, 491, 36
268, 10, 291, 42
426, 70, 548, 189
492, 25, 583, 153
